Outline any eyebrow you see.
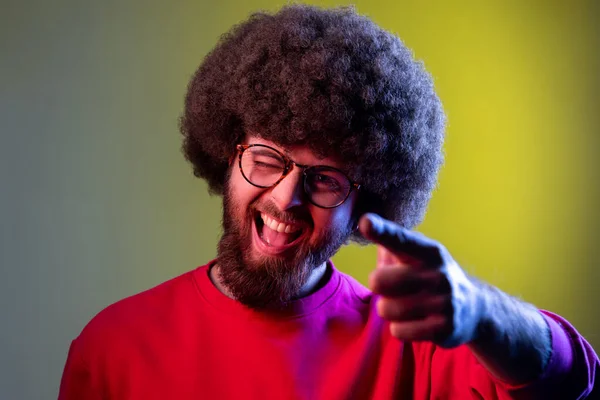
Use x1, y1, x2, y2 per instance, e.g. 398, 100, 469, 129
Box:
251, 142, 339, 169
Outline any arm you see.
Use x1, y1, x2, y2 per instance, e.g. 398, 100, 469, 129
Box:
359, 213, 598, 397
58, 339, 102, 400
469, 307, 599, 399
467, 279, 551, 384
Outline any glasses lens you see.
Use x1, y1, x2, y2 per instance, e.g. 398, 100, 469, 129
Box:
240, 146, 286, 187
304, 167, 352, 207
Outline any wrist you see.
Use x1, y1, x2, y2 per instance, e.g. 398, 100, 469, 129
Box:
466, 279, 551, 384
468, 275, 495, 345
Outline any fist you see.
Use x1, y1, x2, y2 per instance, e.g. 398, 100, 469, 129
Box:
359, 213, 483, 348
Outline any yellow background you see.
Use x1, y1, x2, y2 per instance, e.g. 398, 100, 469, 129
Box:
1, 0, 598, 398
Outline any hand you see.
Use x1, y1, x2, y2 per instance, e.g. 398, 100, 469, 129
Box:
359, 213, 483, 348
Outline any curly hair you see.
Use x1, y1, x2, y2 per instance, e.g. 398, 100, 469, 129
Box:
180, 4, 445, 232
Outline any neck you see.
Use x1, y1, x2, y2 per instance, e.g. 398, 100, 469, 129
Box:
209, 262, 329, 301
297, 262, 328, 298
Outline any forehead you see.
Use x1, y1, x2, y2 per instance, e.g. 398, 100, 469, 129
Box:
244, 134, 344, 169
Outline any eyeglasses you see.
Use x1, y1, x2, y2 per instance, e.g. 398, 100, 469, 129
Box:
236, 144, 361, 209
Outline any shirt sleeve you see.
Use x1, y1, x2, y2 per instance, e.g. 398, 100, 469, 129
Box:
429, 310, 598, 399
57, 338, 102, 400
482, 310, 598, 399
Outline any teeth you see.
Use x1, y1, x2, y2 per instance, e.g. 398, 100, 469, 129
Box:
269, 219, 278, 231
260, 213, 301, 234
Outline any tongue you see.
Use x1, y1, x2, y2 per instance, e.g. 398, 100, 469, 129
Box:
263, 224, 296, 247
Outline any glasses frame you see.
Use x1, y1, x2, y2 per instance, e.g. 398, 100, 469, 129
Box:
236, 144, 361, 209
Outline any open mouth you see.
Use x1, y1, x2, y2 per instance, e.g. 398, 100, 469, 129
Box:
252, 211, 306, 253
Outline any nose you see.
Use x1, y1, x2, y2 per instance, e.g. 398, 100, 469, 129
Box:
270, 168, 306, 210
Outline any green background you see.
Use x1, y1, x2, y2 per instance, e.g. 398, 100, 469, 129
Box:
1, 0, 598, 398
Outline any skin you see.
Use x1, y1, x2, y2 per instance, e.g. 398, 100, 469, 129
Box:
211, 134, 358, 300
212, 136, 551, 385
360, 213, 551, 385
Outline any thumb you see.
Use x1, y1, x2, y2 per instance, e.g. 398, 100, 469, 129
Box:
377, 245, 396, 269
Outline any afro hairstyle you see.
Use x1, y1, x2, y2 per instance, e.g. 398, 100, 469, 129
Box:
180, 4, 446, 234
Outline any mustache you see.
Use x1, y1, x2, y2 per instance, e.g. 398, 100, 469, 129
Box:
252, 201, 312, 227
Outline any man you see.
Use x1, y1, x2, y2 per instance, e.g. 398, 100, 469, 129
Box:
59, 5, 597, 399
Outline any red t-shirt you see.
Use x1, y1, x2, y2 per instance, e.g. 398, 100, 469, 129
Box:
58, 261, 596, 399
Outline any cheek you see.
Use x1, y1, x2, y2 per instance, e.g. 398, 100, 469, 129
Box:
330, 209, 352, 231
311, 206, 353, 237
228, 168, 264, 207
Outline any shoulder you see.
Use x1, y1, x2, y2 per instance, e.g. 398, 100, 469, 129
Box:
336, 268, 373, 304
74, 264, 208, 357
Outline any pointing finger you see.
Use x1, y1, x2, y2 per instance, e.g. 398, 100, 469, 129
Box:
359, 213, 445, 267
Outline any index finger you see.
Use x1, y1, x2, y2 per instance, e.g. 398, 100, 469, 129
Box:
359, 213, 445, 267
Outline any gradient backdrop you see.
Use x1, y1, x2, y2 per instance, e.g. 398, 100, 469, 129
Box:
1, 0, 599, 398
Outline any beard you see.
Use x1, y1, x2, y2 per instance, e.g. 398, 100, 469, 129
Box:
215, 181, 355, 310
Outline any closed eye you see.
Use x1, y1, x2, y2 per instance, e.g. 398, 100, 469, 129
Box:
253, 161, 282, 169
